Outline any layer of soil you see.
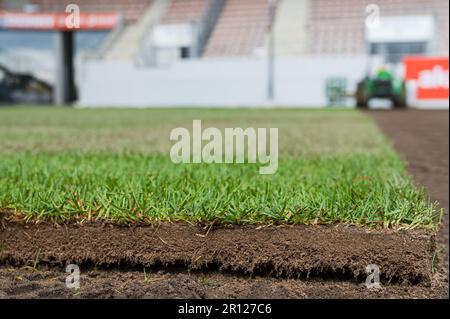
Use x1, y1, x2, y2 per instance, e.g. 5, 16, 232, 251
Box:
0, 221, 435, 284
1, 265, 447, 299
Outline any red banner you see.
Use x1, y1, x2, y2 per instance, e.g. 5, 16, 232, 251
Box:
0, 11, 119, 30
404, 56, 449, 100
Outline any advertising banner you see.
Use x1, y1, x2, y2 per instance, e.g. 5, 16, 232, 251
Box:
404, 56, 449, 100
0, 11, 119, 30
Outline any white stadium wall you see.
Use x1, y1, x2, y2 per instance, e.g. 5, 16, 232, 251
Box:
77, 56, 368, 108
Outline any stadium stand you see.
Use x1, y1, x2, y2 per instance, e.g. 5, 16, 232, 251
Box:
106, 0, 166, 61
203, 0, 272, 57
146, 0, 225, 64
273, 0, 309, 56
160, 0, 209, 25
306, 0, 449, 55
1, 0, 448, 72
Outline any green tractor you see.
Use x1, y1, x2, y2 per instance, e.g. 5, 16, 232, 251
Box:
356, 68, 407, 108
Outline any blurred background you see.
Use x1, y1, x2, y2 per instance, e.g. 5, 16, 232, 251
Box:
0, 0, 448, 108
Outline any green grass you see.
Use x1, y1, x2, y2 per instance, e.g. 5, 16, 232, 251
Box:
0, 106, 438, 229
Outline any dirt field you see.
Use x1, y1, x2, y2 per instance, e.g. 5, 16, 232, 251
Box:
0, 265, 447, 299
0, 109, 448, 299
369, 110, 449, 259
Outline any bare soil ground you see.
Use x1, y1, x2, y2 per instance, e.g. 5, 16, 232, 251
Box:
0, 265, 447, 299
0, 109, 448, 299
369, 110, 449, 258
369, 109, 449, 298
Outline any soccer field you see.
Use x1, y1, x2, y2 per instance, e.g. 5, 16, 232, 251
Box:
0, 107, 437, 228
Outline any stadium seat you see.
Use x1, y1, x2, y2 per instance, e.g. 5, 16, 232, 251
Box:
160, 0, 209, 25
203, 0, 272, 57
